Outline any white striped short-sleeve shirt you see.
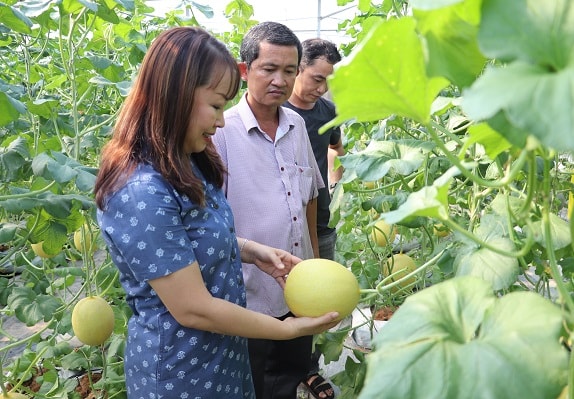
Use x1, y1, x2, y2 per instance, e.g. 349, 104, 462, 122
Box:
213, 93, 324, 317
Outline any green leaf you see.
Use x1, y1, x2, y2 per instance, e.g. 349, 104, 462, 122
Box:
490, 193, 526, 220
378, 167, 461, 224
0, 3, 33, 33
0, 222, 19, 243
462, 0, 574, 150
31, 151, 97, 191
190, 1, 213, 18
60, 0, 87, 15
36, 340, 73, 359
0, 136, 30, 181
60, 348, 91, 370
454, 236, 519, 291
0, 278, 10, 304
8, 286, 63, 325
18, 0, 54, 18
466, 122, 512, 159
27, 98, 59, 119
114, 0, 134, 11
359, 276, 569, 399
92, 0, 119, 23
0, 91, 25, 126
462, 63, 574, 151
325, 17, 449, 129
0, 192, 93, 216
525, 213, 572, 251
340, 139, 436, 182
332, 354, 367, 398
414, 0, 486, 87
32, 152, 77, 183
315, 329, 348, 364
479, 0, 574, 69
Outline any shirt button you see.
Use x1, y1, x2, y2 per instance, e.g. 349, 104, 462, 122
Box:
213, 203, 219, 209
229, 227, 234, 233
287, 192, 291, 196
237, 276, 243, 285
280, 167, 285, 171
294, 242, 299, 247
293, 217, 297, 221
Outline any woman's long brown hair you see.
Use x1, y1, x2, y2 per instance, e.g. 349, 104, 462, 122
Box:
94, 27, 240, 210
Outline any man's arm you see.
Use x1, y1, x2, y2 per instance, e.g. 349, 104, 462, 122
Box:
328, 137, 345, 189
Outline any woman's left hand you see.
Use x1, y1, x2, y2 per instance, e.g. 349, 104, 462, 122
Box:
239, 239, 302, 288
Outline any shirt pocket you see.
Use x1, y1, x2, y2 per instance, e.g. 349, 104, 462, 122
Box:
297, 166, 315, 206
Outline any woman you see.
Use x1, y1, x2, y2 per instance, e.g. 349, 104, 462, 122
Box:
94, 27, 338, 399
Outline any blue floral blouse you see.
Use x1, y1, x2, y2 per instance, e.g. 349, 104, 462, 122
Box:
97, 162, 254, 399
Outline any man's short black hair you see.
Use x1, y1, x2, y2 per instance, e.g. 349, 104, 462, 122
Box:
240, 21, 303, 67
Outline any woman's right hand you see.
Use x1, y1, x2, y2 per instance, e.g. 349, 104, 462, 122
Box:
283, 312, 340, 337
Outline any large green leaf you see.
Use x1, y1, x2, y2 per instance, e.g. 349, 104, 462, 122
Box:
462, 0, 574, 151
479, 0, 574, 69
325, 17, 449, 129
414, 0, 486, 88
462, 63, 574, 150
359, 276, 569, 399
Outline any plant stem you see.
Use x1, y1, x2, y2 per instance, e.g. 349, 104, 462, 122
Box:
427, 121, 529, 188
359, 248, 446, 295
442, 217, 535, 258
7, 346, 48, 394
0, 181, 56, 201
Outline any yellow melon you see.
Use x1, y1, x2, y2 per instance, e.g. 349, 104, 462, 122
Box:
72, 296, 114, 346
371, 220, 396, 247
284, 259, 360, 321
74, 225, 96, 253
382, 253, 418, 291
0, 392, 29, 399
31, 241, 56, 259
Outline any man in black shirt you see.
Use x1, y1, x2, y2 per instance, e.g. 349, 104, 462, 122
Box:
284, 38, 345, 399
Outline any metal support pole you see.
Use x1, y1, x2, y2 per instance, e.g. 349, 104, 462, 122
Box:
317, 0, 321, 37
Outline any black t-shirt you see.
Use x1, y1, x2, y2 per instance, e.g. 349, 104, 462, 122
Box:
284, 97, 341, 235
